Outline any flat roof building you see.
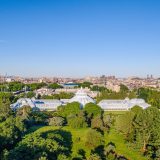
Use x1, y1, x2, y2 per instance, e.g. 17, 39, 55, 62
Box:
98, 98, 150, 111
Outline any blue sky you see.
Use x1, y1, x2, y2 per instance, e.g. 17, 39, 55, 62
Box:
0, 0, 160, 78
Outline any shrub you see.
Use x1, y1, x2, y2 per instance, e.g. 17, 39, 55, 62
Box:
84, 103, 102, 118
57, 102, 81, 118
91, 116, 104, 131
67, 115, 87, 129
48, 117, 65, 126
87, 154, 102, 160
85, 129, 104, 149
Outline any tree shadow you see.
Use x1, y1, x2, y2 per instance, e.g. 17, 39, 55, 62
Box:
95, 128, 104, 135
92, 145, 105, 160
25, 125, 45, 135
78, 149, 86, 159
107, 142, 116, 148
8, 129, 73, 160
117, 155, 128, 160
41, 129, 73, 156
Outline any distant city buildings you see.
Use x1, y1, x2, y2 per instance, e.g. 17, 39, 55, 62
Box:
0, 74, 160, 92
35, 88, 54, 96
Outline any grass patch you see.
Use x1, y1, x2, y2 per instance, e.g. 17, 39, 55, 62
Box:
34, 126, 92, 158
105, 128, 147, 160
104, 111, 128, 115
30, 126, 147, 160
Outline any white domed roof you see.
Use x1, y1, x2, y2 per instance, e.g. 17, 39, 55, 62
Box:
69, 88, 95, 107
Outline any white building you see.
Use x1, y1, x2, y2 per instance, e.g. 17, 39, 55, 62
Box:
69, 88, 96, 107
34, 99, 62, 110
35, 88, 54, 96
98, 98, 150, 111
11, 98, 36, 109
11, 89, 150, 111
11, 98, 62, 111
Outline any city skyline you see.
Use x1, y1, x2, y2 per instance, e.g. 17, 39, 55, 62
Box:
0, 0, 160, 77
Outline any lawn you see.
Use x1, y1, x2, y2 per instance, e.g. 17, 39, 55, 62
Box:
104, 111, 128, 115
105, 129, 147, 160
32, 126, 147, 160
34, 126, 92, 158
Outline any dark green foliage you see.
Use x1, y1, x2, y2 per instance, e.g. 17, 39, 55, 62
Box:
116, 106, 160, 158
41, 92, 74, 100
78, 82, 93, 88
115, 111, 135, 141
58, 92, 74, 99
27, 83, 47, 91
8, 82, 25, 92
26, 91, 36, 98
0, 116, 26, 152
31, 111, 49, 125
96, 90, 128, 102
0, 102, 13, 122
120, 84, 129, 93
138, 88, 160, 109
84, 103, 102, 118
130, 105, 143, 114
67, 114, 87, 129
48, 83, 63, 89
91, 86, 107, 92
8, 129, 72, 160
57, 102, 81, 118
57, 154, 70, 160
67, 111, 87, 129
134, 107, 160, 152
96, 85, 137, 103
0, 92, 15, 103
87, 154, 102, 160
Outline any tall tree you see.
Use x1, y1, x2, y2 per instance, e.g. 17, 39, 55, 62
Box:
134, 107, 160, 152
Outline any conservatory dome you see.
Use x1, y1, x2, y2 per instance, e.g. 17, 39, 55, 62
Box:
69, 88, 95, 107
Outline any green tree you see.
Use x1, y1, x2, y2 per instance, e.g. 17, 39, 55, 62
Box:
85, 129, 104, 149
8, 82, 24, 92
91, 116, 104, 131
103, 114, 114, 130
78, 82, 93, 88
115, 112, 135, 141
0, 92, 15, 103
134, 107, 160, 152
8, 130, 72, 160
84, 103, 102, 118
48, 83, 63, 89
0, 116, 26, 152
16, 106, 32, 118
87, 154, 102, 160
26, 91, 36, 98
27, 83, 47, 91
91, 86, 107, 92
67, 113, 87, 129
120, 84, 129, 93
0, 102, 12, 122
48, 117, 65, 126
57, 102, 81, 118
130, 105, 143, 115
